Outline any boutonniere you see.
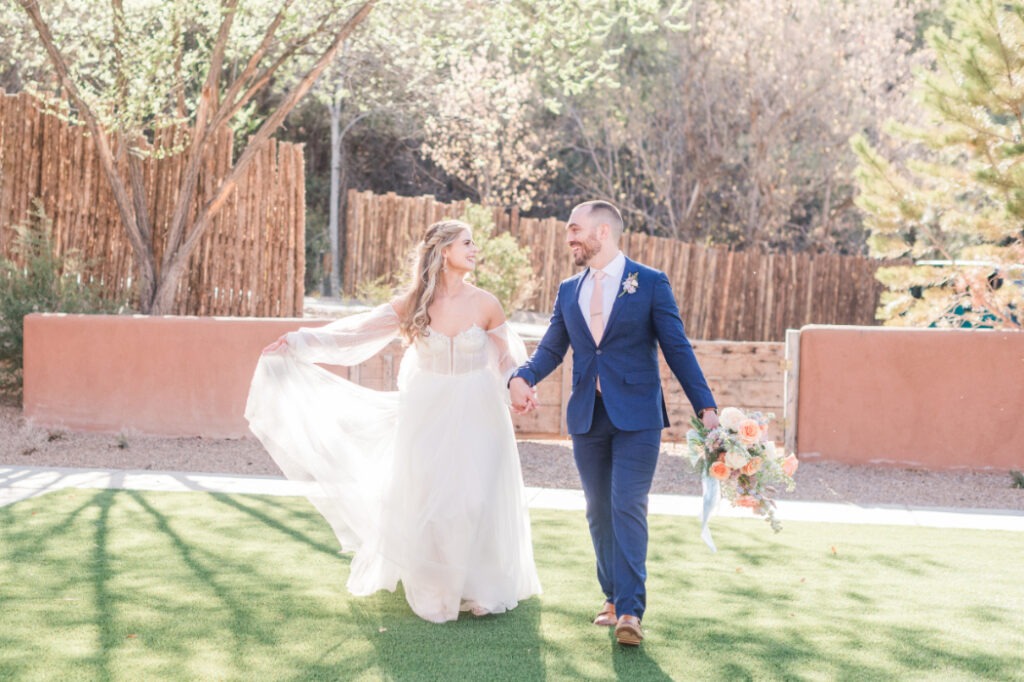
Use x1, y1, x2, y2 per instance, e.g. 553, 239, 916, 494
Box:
618, 272, 639, 298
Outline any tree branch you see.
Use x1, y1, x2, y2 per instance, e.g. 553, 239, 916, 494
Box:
155, 1, 378, 309
15, 0, 157, 305
161, 0, 240, 273
208, 0, 299, 131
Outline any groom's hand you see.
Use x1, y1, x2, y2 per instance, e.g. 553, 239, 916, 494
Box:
701, 408, 720, 430
510, 377, 538, 414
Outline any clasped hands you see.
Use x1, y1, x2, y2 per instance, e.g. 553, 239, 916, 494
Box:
509, 377, 538, 415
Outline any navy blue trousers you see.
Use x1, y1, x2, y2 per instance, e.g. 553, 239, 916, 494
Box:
572, 394, 661, 620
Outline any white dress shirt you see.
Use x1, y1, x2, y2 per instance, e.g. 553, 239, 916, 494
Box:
578, 251, 626, 332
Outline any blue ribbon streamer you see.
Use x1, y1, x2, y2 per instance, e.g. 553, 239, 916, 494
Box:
700, 473, 719, 553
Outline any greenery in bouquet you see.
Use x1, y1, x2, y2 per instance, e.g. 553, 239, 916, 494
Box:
685, 407, 798, 532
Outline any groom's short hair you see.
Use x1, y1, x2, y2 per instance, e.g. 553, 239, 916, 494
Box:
574, 200, 623, 239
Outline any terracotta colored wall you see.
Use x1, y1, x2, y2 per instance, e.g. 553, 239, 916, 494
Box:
23, 314, 319, 437
795, 325, 1024, 470
23, 314, 786, 442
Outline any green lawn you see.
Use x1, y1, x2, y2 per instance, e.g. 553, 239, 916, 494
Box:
1, 490, 1022, 681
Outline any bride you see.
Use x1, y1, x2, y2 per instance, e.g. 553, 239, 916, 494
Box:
245, 219, 542, 623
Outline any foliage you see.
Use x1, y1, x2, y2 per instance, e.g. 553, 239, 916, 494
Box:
0, 201, 122, 394
421, 51, 555, 211
354, 274, 397, 306
459, 204, 537, 314
560, 0, 933, 249
302, 172, 331, 296
6, 0, 376, 314
852, 0, 1024, 329
1011, 470, 1024, 489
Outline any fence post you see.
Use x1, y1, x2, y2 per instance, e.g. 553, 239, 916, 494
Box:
783, 328, 800, 454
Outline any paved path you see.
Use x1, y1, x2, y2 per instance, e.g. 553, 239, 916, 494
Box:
2, 465, 1023, 532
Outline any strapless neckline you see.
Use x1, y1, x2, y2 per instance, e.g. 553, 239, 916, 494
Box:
427, 324, 484, 340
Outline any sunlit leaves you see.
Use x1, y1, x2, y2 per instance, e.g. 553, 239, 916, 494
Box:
853, 0, 1024, 330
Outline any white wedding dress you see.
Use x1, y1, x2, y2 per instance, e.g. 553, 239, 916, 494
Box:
244, 304, 542, 623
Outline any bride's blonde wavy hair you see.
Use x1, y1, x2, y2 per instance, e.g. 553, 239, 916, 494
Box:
398, 219, 471, 343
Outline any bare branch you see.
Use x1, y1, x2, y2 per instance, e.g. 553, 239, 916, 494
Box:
155, 1, 378, 309
15, 0, 156, 304
162, 0, 240, 273
209, 0, 299, 130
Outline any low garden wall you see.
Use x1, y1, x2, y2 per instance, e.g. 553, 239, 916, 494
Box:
23, 313, 784, 443
787, 325, 1024, 470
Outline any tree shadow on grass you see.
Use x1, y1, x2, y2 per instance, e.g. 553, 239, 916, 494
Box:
127, 491, 278, 670
287, 585, 547, 681
207, 492, 346, 562
89, 489, 117, 682
656, 604, 1024, 680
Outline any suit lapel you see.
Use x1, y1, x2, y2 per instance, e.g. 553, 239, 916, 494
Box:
601, 258, 636, 339
569, 269, 593, 344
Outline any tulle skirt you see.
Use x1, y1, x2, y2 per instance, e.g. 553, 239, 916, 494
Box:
246, 353, 541, 623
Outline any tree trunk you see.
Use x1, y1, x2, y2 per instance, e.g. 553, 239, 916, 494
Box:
327, 93, 343, 297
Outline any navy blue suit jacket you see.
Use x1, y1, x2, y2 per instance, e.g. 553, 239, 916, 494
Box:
512, 257, 716, 434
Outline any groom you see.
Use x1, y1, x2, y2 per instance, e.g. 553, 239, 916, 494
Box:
510, 200, 719, 646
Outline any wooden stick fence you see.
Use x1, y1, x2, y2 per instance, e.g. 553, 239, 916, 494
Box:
343, 190, 885, 341
0, 92, 305, 317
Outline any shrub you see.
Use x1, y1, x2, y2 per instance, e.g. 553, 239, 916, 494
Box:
459, 204, 537, 314
355, 274, 399, 306
1011, 470, 1024, 490
0, 200, 123, 395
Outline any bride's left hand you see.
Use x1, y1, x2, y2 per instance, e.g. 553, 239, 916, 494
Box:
263, 336, 288, 354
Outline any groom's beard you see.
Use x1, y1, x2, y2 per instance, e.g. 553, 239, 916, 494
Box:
570, 237, 602, 266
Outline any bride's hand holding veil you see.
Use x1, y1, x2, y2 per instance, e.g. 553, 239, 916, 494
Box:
262, 336, 288, 354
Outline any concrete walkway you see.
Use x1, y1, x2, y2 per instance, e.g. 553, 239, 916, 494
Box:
2, 464, 1023, 532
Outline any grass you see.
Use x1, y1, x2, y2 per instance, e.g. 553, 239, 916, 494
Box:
1, 490, 1022, 681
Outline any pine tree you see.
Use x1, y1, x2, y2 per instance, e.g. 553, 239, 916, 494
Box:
852, 0, 1024, 329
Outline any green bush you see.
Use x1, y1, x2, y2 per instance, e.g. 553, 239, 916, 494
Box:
1011, 470, 1024, 490
355, 273, 399, 305
0, 200, 123, 395
460, 204, 537, 314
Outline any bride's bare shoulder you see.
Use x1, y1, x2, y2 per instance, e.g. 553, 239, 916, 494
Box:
466, 285, 505, 328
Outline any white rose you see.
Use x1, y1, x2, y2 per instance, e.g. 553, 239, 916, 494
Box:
764, 441, 777, 460
724, 450, 747, 469
719, 407, 745, 431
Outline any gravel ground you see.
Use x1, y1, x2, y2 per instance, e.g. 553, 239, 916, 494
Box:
3, 406, 1022, 511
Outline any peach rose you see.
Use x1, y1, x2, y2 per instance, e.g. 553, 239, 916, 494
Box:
782, 454, 799, 477
709, 461, 731, 481
742, 456, 762, 476
735, 495, 758, 508
738, 419, 762, 445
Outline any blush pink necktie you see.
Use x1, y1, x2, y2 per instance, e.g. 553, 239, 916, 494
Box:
590, 270, 606, 393
589, 270, 606, 343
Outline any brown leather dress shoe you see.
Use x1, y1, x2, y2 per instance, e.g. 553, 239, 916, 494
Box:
614, 614, 643, 646
593, 601, 616, 626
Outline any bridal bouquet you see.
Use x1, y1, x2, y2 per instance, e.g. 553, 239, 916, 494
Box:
685, 407, 798, 549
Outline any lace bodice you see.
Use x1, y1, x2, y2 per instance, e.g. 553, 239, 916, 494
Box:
414, 325, 491, 375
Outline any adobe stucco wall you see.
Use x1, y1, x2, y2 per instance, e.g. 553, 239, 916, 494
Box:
22, 313, 785, 442
23, 314, 317, 438
795, 325, 1024, 470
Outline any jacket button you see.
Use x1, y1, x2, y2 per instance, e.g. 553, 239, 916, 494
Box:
596, 350, 602, 355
